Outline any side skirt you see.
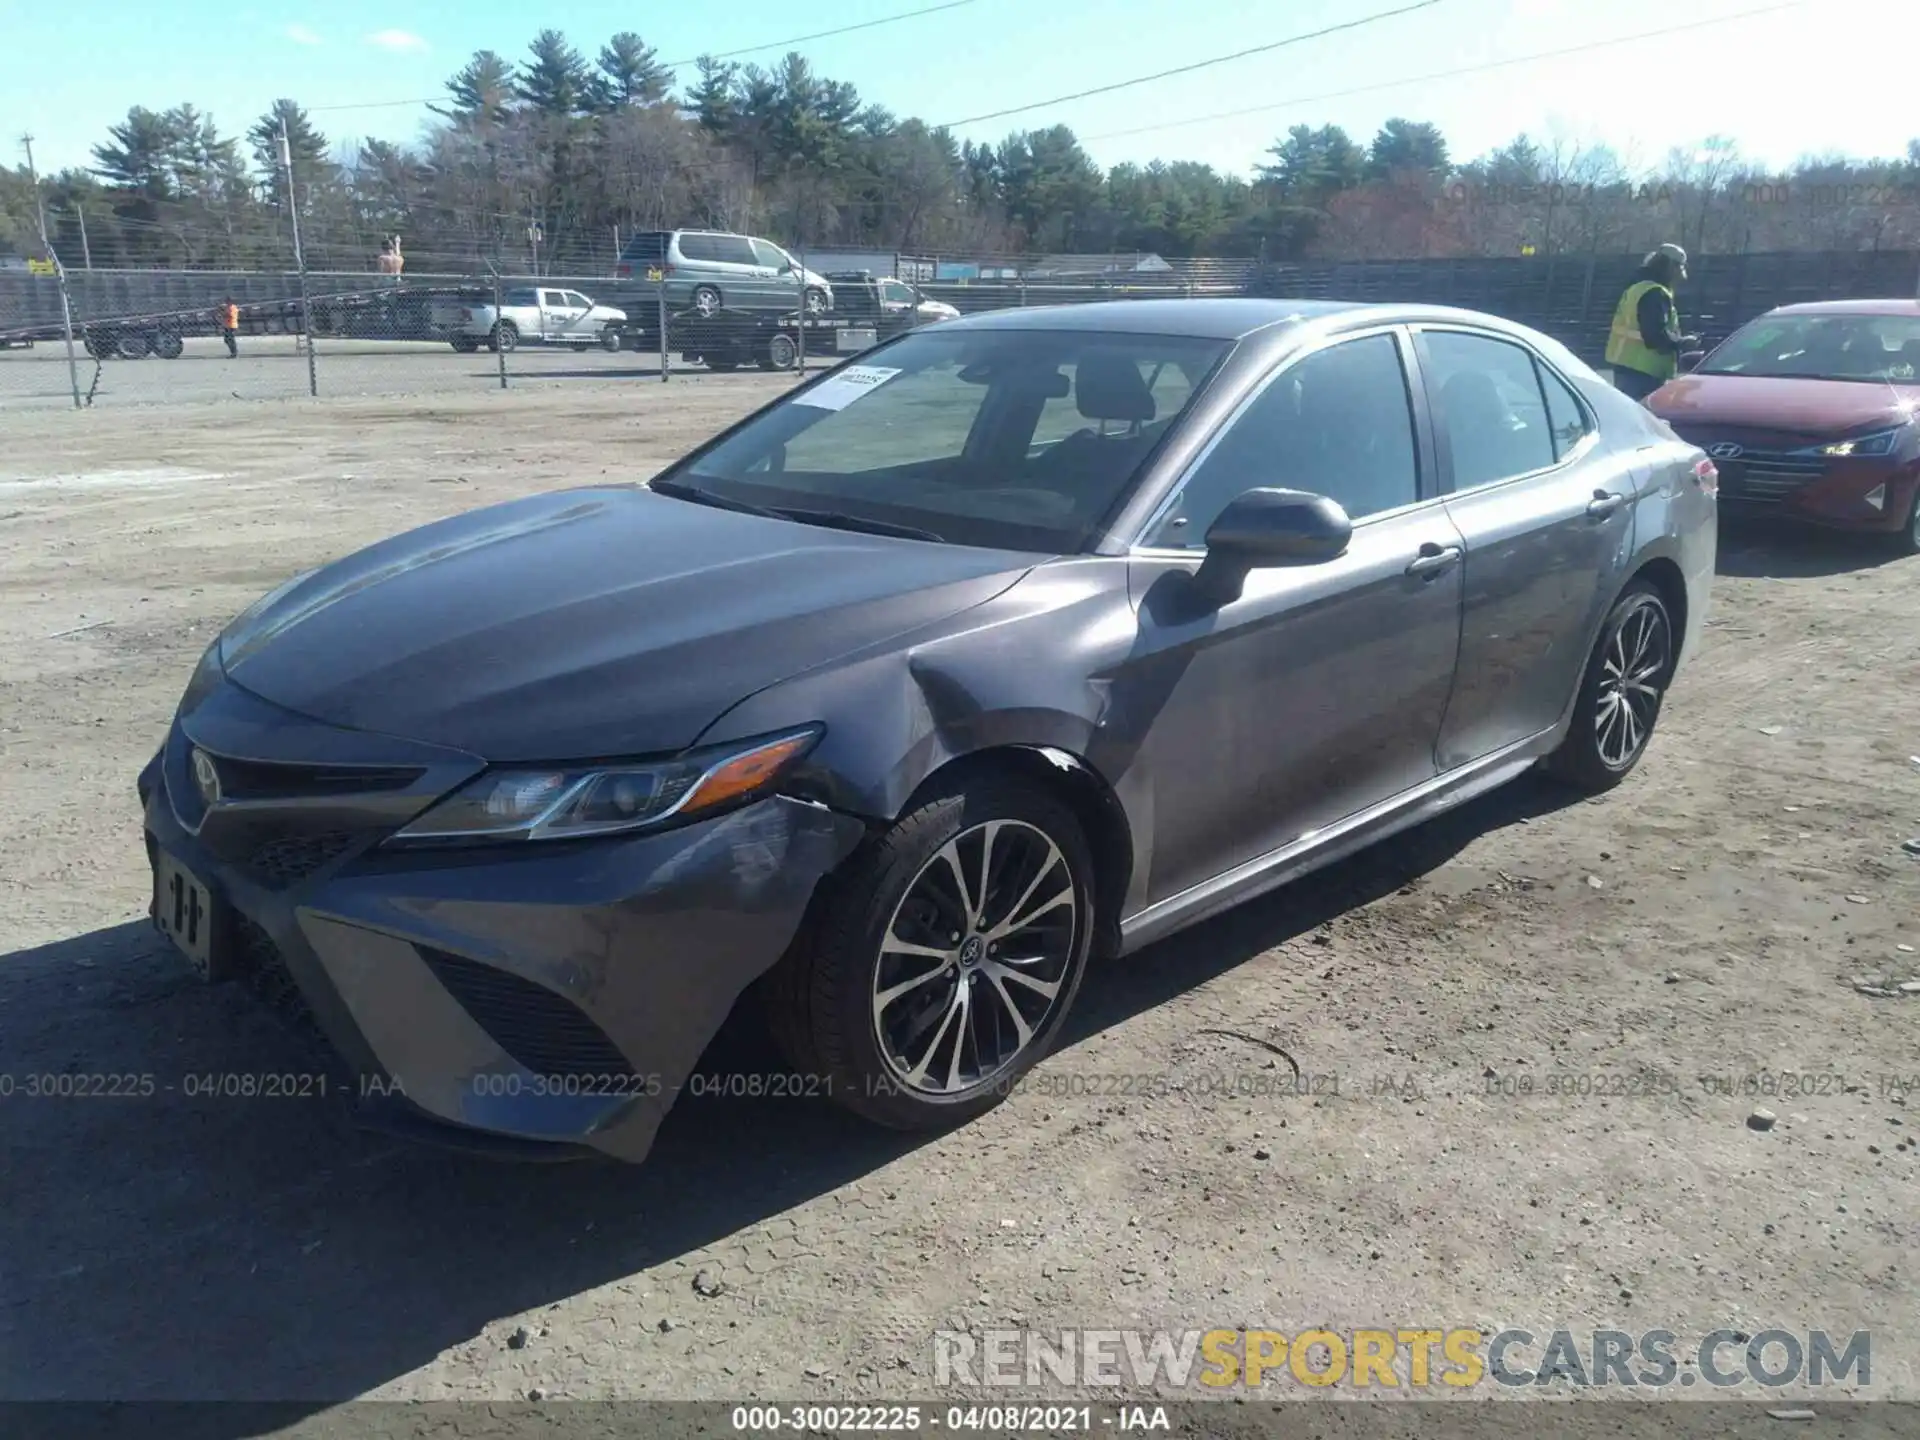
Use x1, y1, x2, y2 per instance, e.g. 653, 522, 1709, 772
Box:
1116, 730, 1557, 955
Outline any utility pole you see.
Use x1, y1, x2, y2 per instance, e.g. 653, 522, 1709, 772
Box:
21, 134, 81, 410
74, 206, 93, 270
278, 123, 318, 398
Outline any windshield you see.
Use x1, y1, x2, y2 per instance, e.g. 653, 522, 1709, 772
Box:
662, 327, 1230, 551
1699, 313, 1920, 383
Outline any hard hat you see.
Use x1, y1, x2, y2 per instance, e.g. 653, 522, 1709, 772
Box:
1646, 242, 1688, 278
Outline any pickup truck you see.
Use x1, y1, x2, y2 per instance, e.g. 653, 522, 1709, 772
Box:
822, 271, 961, 327
435, 285, 627, 353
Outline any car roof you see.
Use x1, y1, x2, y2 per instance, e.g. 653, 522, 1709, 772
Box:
941, 298, 1363, 339
937, 296, 1584, 345
1765, 298, 1920, 318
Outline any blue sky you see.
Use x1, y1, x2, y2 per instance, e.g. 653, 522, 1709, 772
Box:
7, 0, 1918, 180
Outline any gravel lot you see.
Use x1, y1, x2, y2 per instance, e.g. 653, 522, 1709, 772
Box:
3, 383, 1918, 1420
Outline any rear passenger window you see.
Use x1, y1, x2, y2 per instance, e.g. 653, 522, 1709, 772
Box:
678, 234, 718, 262
1536, 361, 1592, 459
715, 235, 759, 265
1422, 331, 1558, 490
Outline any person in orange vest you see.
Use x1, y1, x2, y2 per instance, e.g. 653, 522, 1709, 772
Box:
218, 297, 240, 358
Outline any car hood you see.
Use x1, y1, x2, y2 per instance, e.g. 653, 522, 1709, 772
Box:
1651, 372, 1920, 436
219, 486, 1032, 761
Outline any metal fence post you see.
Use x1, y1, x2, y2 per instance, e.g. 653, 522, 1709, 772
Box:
278, 127, 319, 398
491, 265, 508, 390
21, 134, 82, 410
795, 241, 807, 378
657, 276, 669, 383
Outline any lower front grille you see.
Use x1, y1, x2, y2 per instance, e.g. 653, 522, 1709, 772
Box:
1713, 455, 1828, 503
243, 830, 359, 889
233, 912, 324, 1043
417, 947, 636, 1082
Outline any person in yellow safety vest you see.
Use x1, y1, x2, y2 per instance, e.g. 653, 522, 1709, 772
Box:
1604, 243, 1699, 403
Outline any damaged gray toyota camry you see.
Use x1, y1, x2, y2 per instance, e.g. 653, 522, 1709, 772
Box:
140, 298, 1716, 1163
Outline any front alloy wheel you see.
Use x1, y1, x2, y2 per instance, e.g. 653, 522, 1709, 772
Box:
873, 820, 1077, 1096
764, 775, 1094, 1130
1546, 579, 1673, 791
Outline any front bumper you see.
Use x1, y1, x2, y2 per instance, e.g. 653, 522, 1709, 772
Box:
1716, 456, 1920, 533
139, 680, 866, 1164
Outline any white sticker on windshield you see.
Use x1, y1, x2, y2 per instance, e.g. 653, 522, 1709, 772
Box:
792, 365, 902, 411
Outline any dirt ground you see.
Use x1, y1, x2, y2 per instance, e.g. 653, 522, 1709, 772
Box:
2, 382, 1919, 1419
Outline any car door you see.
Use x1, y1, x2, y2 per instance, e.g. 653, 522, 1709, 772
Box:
533, 288, 569, 342
713, 234, 769, 305
749, 238, 796, 307
559, 291, 602, 342
1414, 326, 1638, 769
1122, 327, 1466, 906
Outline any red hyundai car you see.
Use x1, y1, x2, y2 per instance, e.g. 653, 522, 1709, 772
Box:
1647, 299, 1920, 554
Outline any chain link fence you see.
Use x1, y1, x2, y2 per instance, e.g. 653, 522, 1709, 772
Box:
5, 248, 1919, 412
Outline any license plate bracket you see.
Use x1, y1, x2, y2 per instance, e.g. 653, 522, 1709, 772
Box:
152, 848, 234, 983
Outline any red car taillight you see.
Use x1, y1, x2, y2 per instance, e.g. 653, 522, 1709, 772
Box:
1691, 456, 1718, 496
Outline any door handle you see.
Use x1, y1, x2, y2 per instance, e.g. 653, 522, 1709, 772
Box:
1405, 543, 1462, 576
1586, 489, 1626, 518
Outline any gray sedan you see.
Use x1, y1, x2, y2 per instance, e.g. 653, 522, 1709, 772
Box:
140, 298, 1716, 1163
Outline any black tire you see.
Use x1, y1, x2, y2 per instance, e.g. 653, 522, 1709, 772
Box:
1544, 578, 1674, 793
760, 333, 799, 371
691, 285, 722, 318
803, 287, 828, 315
705, 357, 740, 372
153, 330, 184, 359
489, 321, 518, 353
600, 329, 623, 353
449, 337, 480, 353
1892, 484, 1920, 558
115, 331, 152, 360
764, 773, 1095, 1132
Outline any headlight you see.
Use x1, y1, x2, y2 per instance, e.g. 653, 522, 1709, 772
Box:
1800, 425, 1910, 458
387, 726, 821, 846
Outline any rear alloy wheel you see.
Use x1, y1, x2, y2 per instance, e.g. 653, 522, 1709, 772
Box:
1545, 579, 1674, 792
765, 776, 1094, 1131
600, 328, 623, 353
691, 285, 722, 318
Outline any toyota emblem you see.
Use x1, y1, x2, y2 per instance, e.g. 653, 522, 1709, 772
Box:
1708, 442, 1743, 459
190, 748, 222, 806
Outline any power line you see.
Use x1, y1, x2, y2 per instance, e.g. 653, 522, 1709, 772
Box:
308, 0, 982, 115
935, 0, 1446, 129
1080, 0, 1814, 144
676, 0, 978, 65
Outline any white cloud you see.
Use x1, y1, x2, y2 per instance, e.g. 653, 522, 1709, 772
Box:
365, 28, 428, 53
285, 23, 322, 45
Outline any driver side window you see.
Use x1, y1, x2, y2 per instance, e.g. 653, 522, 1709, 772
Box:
1143, 332, 1419, 549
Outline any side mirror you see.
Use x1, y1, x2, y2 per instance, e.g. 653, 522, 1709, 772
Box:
1679, 350, 1705, 373
1191, 488, 1352, 605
